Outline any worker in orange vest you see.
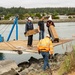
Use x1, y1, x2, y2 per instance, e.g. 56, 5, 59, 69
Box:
37, 34, 54, 71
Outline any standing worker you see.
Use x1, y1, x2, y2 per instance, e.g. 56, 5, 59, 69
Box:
38, 17, 45, 40
25, 17, 34, 47
37, 34, 54, 71
46, 16, 55, 38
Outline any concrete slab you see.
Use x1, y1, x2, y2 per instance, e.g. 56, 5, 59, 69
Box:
0, 60, 18, 75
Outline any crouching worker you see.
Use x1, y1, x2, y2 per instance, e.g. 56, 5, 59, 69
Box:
37, 34, 54, 71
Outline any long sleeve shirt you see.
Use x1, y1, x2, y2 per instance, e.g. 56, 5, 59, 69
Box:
37, 37, 54, 54
25, 21, 34, 32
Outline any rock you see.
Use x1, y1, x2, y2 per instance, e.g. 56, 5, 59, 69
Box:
18, 61, 31, 71
1, 68, 19, 75
28, 56, 39, 64
0, 60, 18, 75
20, 68, 29, 75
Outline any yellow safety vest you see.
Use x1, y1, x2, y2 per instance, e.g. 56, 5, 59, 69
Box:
37, 37, 54, 54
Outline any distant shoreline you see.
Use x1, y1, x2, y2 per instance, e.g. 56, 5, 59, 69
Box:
0, 19, 75, 24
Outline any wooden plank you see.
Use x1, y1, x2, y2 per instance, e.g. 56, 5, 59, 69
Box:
49, 25, 59, 42
24, 29, 39, 37
0, 39, 73, 52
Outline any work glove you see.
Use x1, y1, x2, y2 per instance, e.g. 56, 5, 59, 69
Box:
24, 32, 27, 34
49, 54, 53, 59
38, 51, 40, 54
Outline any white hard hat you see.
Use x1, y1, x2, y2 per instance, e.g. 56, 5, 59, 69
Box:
48, 15, 52, 20
28, 17, 33, 21
46, 34, 50, 37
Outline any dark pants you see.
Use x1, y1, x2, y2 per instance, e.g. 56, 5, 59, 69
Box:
28, 35, 33, 46
39, 30, 44, 40
41, 52, 50, 70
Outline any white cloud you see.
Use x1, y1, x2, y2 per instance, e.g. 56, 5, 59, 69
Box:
0, 0, 75, 8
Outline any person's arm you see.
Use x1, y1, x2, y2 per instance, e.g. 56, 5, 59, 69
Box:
38, 21, 40, 32
49, 40, 54, 55
38, 26, 40, 32
30, 21, 34, 30
37, 40, 41, 54
25, 23, 28, 33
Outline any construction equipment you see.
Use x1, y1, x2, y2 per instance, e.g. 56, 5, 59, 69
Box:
7, 16, 18, 41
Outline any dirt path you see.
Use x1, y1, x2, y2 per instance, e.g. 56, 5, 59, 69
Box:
53, 71, 58, 75
68, 72, 75, 75
52, 71, 75, 75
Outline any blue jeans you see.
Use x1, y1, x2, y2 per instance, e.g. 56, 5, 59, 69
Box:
39, 30, 44, 40
41, 52, 50, 70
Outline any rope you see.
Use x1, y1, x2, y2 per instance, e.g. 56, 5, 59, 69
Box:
3, 42, 23, 54
0, 25, 9, 35
0, 25, 7, 31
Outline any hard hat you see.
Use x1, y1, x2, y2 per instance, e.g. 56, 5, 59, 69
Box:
46, 34, 50, 37
28, 17, 33, 21
48, 15, 52, 20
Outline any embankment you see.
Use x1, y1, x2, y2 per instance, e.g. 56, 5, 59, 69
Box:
0, 18, 75, 24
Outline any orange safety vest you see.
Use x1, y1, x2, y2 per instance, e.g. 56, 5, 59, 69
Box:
37, 37, 54, 54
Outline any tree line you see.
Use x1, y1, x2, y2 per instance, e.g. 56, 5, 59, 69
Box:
0, 7, 75, 20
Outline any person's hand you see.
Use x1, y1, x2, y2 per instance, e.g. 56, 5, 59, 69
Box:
38, 51, 40, 54
38, 30, 40, 32
49, 54, 53, 59
24, 32, 27, 34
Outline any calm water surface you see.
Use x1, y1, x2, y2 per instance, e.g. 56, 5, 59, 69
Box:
0, 22, 75, 64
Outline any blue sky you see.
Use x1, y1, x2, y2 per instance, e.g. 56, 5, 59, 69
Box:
0, 0, 75, 8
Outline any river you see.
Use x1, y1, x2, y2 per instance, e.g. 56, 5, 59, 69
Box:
0, 22, 75, 64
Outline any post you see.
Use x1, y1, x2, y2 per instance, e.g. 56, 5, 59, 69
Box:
7, 16, 18, 41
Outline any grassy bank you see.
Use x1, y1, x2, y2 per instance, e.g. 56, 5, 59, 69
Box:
0, 18, 75, 24
58, 45, 75, 75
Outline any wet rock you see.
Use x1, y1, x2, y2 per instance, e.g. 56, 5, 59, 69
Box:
28, 56, 39, 64
38, 58, 43, 62
18, 61, 31, 71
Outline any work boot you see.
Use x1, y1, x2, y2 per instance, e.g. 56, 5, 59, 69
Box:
44, 68, 52, 75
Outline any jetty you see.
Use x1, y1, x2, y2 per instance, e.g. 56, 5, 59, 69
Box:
0, 39, 73, 54
0, 16, 74, 54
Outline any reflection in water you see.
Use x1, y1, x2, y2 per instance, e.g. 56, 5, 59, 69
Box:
0, 53, 5, 60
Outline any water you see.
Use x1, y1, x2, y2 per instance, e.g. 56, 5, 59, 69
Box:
0, 22, 75, 64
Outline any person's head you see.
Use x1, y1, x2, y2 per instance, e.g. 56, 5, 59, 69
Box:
28, 17, 33, 21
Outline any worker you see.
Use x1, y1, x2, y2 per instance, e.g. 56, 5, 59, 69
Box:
38, 17, 45, 40
46, 15, 55, 38
37, 34, 54, 71
25, 17, 34, 47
